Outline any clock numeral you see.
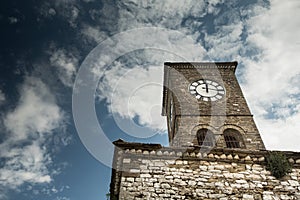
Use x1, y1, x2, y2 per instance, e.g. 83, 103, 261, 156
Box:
212, 82, 218, 86
192, 82, 198, 86
189, 85, 196, 90
218, 91, 225, 94
196, 95, 201, 99
190, 91, 196, 94
216, 95, 222, 99
203, 97, 209, 101
211, 97, 217, 101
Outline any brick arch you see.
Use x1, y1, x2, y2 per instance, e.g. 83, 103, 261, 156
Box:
191, 125, 218, 147
220, 125, 246, 149
219, 124, 246, 135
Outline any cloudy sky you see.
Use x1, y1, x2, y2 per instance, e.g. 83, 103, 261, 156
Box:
1, 0, 300, 199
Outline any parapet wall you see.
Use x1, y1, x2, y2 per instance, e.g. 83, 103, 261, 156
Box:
110, 140, 300, 200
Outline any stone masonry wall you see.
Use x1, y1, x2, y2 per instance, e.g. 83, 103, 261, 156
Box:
110, 142, 300, 200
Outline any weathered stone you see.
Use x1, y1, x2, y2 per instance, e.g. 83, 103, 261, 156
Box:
154, 161, 165, 167
220, 154, 227, 159
258, 157, 265, 162
236, 179, 248, 184
188, 180, 197, 186
243, 194, 254, 200
179, 181, 187, 186
199, 166, 208, 171
161, 183, 171, 188
215, 182, 224, 187
245, 156, 251, 161
223, 173, 234, 179
234, 173, 245, 179
175, 160, 183, 165
123, 158, 131, 163
288, 180, 299, 187
209, 193, 227, 198
140, 174, 151, 178
208, 153, 214, 158
247, 174, 261, 180
215, 165, 225, 170
126, 177, 134, 182
143, 150, 149, 155
150, 150, 156, 155
129, 169, 140, 173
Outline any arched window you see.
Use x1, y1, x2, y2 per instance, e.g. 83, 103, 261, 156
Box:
223, 129, 243, 148
197, 129, 215, 147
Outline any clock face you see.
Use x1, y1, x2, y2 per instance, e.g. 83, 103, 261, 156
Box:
189, 79, 225, 101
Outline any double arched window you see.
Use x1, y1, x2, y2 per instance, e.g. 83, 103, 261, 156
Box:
197, 129, 215, 147
223, 128, 244, 148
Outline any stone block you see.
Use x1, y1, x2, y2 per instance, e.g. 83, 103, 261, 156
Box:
242, 194, 254, 200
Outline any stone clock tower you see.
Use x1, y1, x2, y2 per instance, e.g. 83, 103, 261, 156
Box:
110, 61, 300, 200
162, 61, 265, 150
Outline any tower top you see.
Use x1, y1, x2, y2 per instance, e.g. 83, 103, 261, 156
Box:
161, 61, 265, 149
162, 61, 238, 116
164, 61, 238, 69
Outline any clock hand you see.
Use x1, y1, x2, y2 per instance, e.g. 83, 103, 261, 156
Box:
202, 87, 222, 92
205, 83, 208, 93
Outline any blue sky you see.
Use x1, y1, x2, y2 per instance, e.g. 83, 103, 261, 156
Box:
1, 0, 300, 199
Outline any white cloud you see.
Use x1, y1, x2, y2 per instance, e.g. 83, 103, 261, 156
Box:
117, 0, 208, 30
88, 0, 227, 136
50, 49, 78, 87
0, 89, 5, 104
4, 77, 63, 140
92, 28, 207, 134
257, 110, 300, 151
90, 1, 240, 135
81, 25, 107, 44
68, 6, 79, 27
204, 22, 244, 60
98, 61, 166, 132
0, 77, 65, 189
84, 0, 300, 151
241, 0, 300, 151
39, 1, 79, 27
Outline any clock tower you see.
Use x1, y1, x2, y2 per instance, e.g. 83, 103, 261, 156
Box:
162, 61, 265, 150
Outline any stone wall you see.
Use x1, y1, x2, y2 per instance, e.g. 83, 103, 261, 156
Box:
110, 140, 300, 200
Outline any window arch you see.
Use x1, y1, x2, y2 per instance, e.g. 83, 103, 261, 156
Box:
197, 129, 215, 147
223, 128, 244, 148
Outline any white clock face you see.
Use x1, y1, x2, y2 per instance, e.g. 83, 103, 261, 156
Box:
189, 79, 225, 101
